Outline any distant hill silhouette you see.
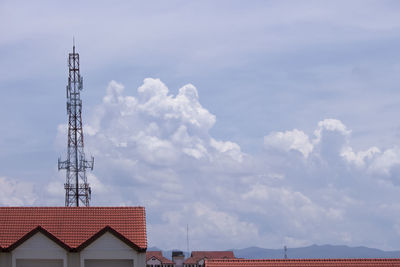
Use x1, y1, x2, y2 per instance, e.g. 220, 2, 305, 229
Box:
233, 245, 400, 259
149, 245, 400, 259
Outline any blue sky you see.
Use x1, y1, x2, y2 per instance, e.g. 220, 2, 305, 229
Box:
2, 0, 400, 251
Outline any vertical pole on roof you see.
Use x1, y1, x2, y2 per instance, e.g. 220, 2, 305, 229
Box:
187, 224, 190, 254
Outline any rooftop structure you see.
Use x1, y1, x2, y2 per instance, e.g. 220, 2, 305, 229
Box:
0, 207, 147, 267
146, 251, 174, 267
0, 207, 147, 251
184, 251, 235, 267
58, 44, 94, 207
172, 251, 185, 267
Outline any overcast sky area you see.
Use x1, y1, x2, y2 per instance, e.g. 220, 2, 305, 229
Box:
3, 0, 400, 251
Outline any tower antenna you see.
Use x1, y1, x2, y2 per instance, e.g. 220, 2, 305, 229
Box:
58, 42, 94, 207
284, 245, 288, 259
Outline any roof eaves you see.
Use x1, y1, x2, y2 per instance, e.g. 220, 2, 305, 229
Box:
4, 226, 71, 252
75, 225, 146, 253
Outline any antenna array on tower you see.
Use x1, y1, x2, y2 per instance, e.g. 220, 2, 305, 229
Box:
58, 43, 94, 207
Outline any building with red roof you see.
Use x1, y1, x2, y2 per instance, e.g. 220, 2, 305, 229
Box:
146, 251, 175, 267
184, 251, 235, 267
0, 207, 147, 267
205, 258, 400, 267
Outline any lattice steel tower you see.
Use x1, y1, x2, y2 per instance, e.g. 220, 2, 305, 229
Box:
58, 43, 94, 207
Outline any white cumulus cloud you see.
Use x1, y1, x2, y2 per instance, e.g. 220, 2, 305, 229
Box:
264, 129, 313, 157
0, 176, 37, 206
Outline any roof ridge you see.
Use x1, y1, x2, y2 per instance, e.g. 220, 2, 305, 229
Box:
0, 207, 147, 250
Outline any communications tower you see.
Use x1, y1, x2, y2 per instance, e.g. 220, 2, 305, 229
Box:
58, 43, 94, 207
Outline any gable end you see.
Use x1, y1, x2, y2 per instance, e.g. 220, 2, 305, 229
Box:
76, 226, 146, 253
4, 226, 70, 252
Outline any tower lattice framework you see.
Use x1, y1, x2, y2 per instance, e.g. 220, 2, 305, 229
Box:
58, 44, 94, 207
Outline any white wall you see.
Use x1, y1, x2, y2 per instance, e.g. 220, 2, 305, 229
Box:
11, 232, 67, 267
0, 252, 12, 267
5, 231, 146, 267
80, 232, 145, 267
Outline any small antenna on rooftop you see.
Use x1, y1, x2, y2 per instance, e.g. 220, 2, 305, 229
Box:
186, 224, 190, 254
284, 245, 288, 259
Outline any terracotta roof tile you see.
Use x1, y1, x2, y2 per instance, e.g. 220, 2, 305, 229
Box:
147, 251, 175, 264
0, 207, 147, 251
205, 259, 400, 267
185, 251, 235, 264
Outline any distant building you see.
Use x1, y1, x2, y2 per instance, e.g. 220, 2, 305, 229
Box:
172, 251, 185, 267
147, 251, 175, 267
205, 259, 400, 267
184, 251, 235, 267
0, 207, 147, 267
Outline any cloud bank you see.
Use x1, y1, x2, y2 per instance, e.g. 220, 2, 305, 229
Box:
52, 78, 400, 250
82, 79, 249, 249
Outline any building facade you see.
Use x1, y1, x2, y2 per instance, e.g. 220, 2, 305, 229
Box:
146, 251, 174, 267
0, 207, 147, 267
172, 251, 185, 267
184, 251, 235, 267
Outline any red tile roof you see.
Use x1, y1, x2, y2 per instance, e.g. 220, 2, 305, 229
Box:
147, 251, 175, 264
185, 251, 235, 264
0, 207, 147, 252
205, 259, 400, 267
